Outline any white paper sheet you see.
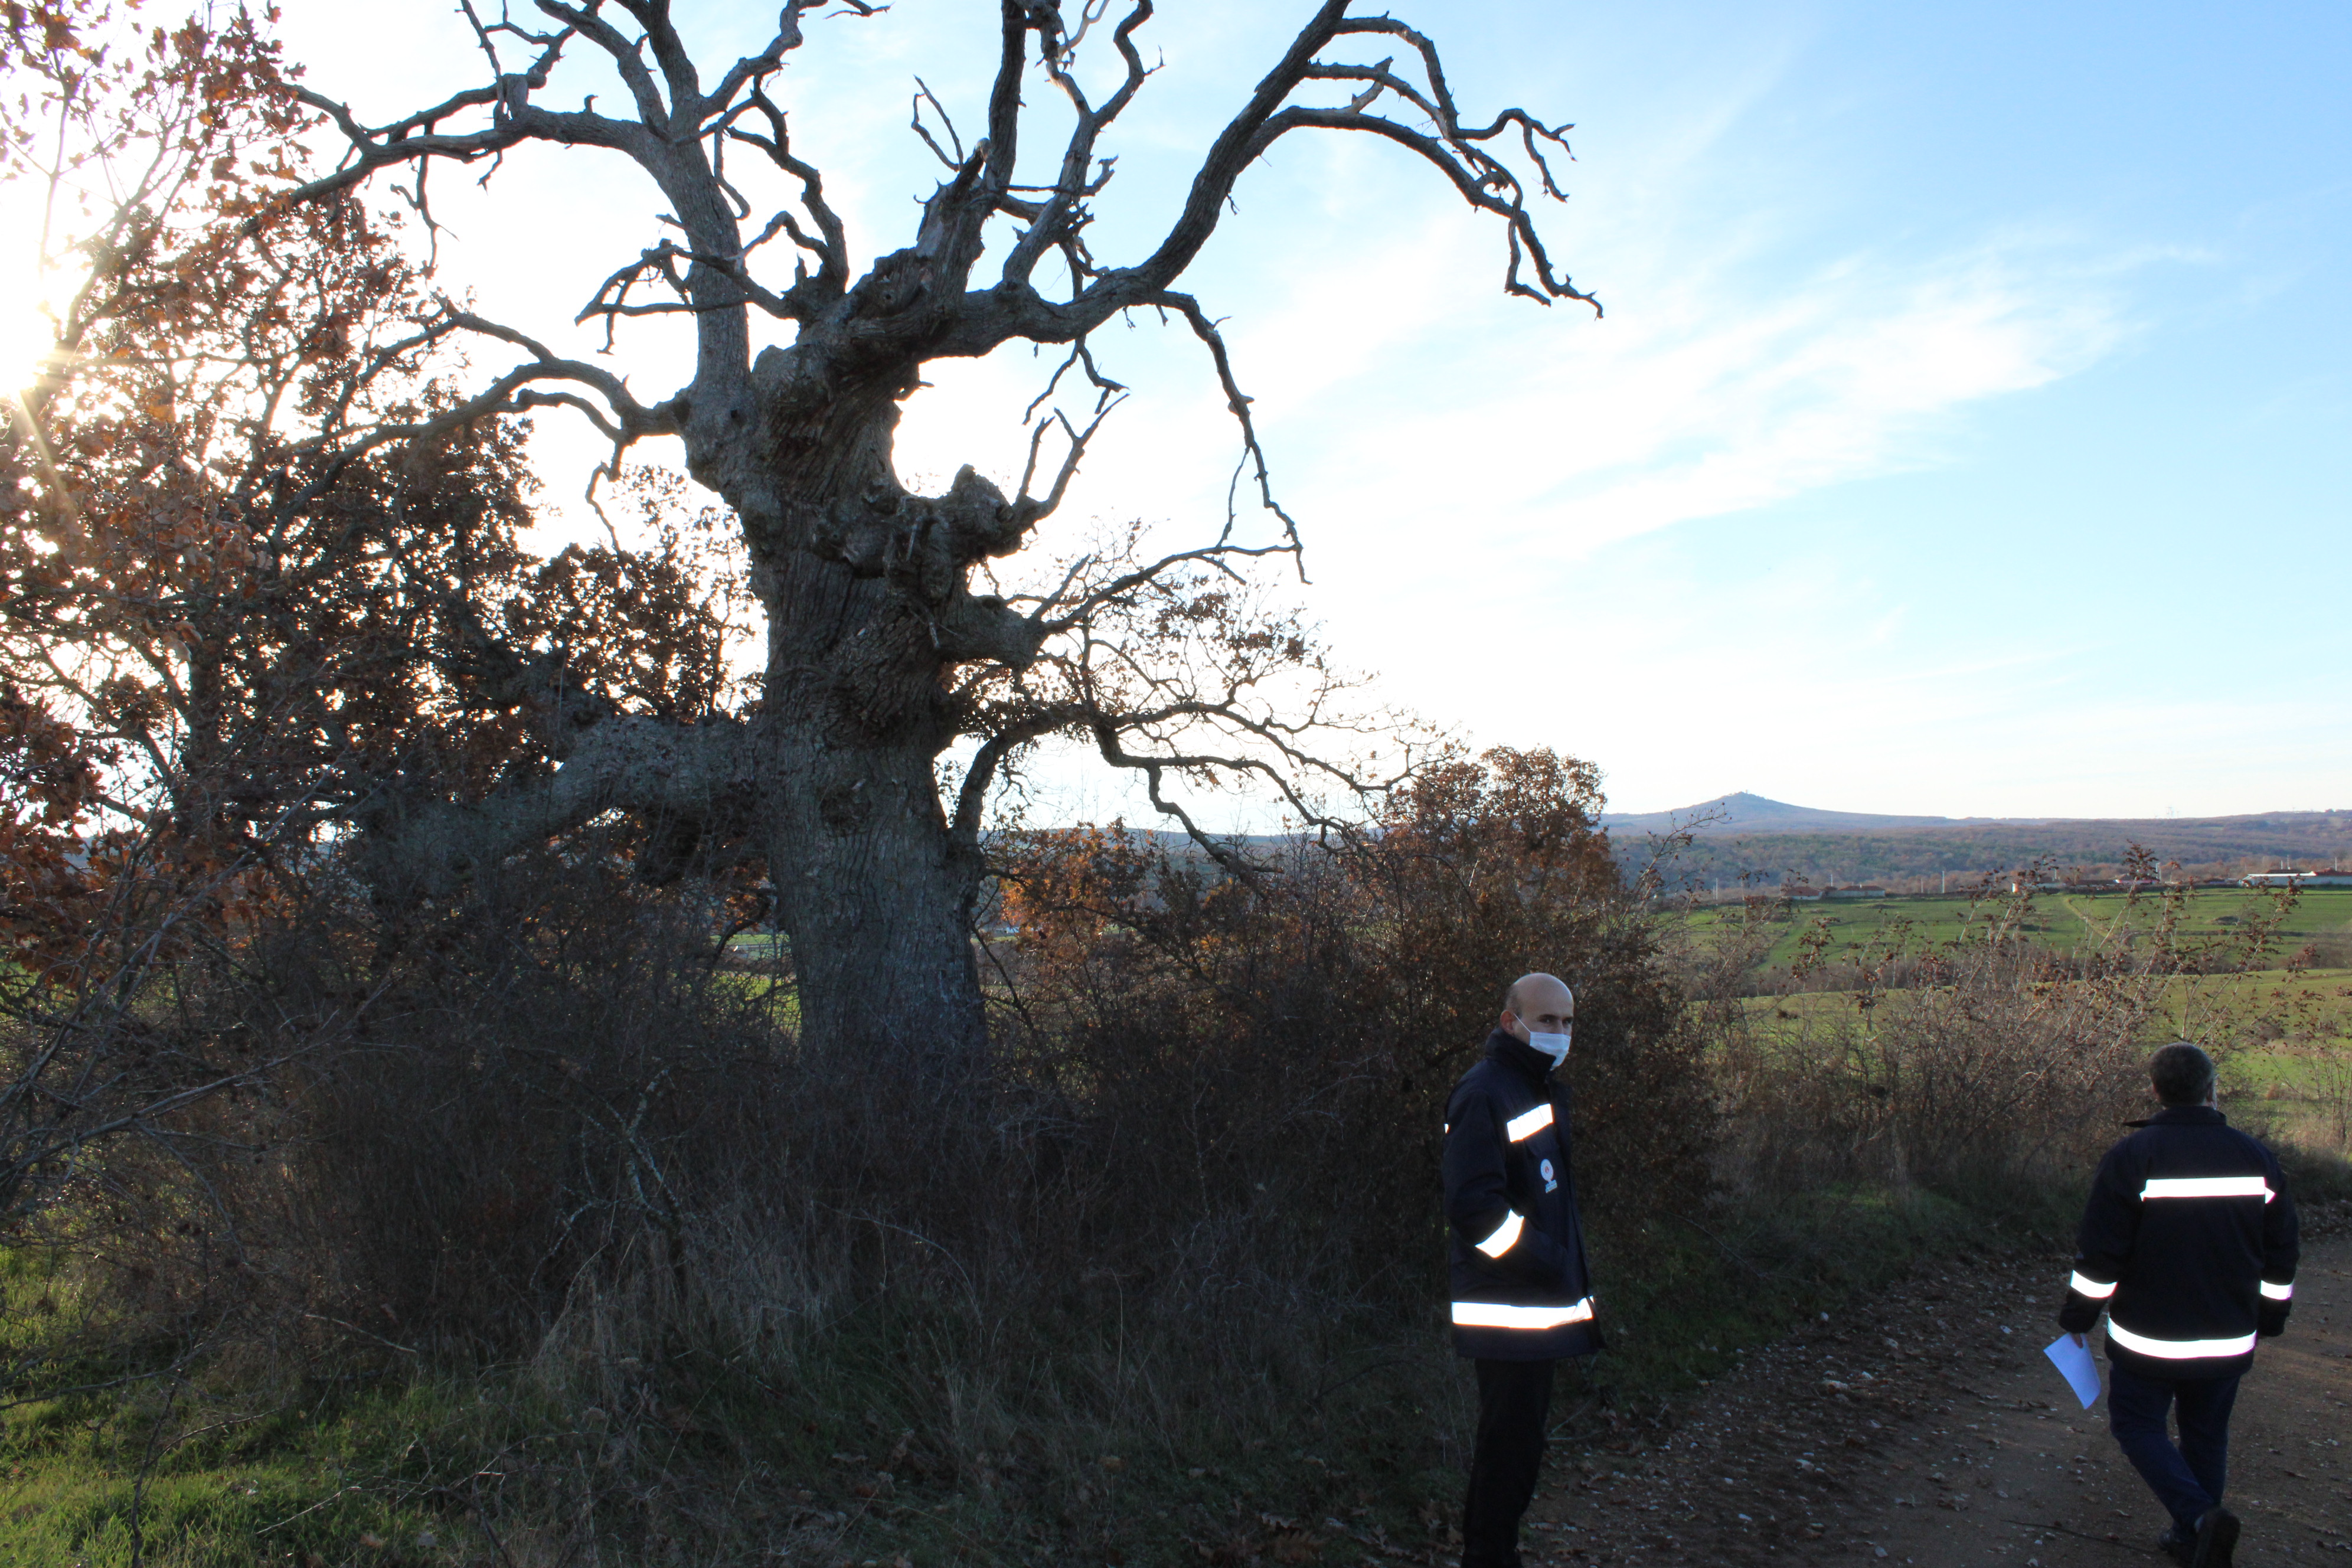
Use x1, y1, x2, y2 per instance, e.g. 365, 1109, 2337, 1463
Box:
2044, 1332, 2101, 1409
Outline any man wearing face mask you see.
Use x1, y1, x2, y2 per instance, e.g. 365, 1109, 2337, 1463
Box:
1442, 972, 1603, 1568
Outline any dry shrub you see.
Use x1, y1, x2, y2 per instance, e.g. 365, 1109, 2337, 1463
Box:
1678, 864, 2352, 1212
2307, 1049, 2352, 1155
1700, 889, 2178, 1203
249, 881, 790, 1356
65, 746, 1706, 1360
990, 747, 1714, 1275
0, 843, 775, 1362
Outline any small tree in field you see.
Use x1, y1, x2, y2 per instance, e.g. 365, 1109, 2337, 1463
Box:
19, 1, 1600, 1063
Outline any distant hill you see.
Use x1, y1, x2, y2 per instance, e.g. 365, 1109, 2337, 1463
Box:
1599, 791, 2018, 836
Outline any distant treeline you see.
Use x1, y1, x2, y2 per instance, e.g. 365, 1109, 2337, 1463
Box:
1030, 814, 2352, 894
1615, 812, 2352, 891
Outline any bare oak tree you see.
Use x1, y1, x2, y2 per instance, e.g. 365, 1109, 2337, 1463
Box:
283, 0, 1596, 1059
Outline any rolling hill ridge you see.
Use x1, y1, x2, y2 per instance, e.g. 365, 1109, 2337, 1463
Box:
1601, 793, 2352, 887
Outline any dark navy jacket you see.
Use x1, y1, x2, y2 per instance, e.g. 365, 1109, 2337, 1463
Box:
2057, 1105, 2298, 1380
1442, 1029, 1603, 1361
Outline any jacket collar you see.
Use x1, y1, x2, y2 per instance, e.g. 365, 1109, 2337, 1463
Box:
1484, 1027, 1554, 1086
2123, 1103, 2226, 1129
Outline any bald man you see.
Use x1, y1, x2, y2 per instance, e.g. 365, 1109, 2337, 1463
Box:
1441, 972, 1603, 1568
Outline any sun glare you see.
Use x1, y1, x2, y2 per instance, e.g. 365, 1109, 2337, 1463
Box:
0, 303, 55, 397
0, 187, 59, 396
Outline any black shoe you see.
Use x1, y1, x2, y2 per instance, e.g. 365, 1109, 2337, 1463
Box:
2157, 1527, 2195, 1567
2191, 1506, 2240, 1568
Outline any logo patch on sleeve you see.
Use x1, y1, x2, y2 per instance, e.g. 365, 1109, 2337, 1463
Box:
1539, 1158, 1557, 1192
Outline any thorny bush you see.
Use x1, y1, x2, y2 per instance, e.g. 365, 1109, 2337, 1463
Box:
1688, 866, 2320, 1201
989, 745, 1716, 1279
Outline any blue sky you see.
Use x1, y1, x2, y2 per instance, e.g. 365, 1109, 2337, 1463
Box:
14, 1, 2345, 821
1482, 0, 2352, 819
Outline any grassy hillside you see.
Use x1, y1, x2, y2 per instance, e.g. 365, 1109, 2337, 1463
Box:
1680, 887, 2352, 972
1628, 811, 2352, 888
1745, 965, 2352, 1047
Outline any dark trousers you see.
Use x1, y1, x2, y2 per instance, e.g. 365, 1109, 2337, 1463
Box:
1463, 1358, 1555, 1568
2107, 1361, 2241, 1533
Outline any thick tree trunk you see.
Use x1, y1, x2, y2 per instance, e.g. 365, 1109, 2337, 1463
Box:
759, 725, 986, 1062
744, 456, 989, 1063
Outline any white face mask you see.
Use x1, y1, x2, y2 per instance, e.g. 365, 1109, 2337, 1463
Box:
1527, 1027, 1572, 1067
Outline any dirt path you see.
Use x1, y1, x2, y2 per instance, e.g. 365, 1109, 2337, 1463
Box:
1527, 1220, 2352, 1567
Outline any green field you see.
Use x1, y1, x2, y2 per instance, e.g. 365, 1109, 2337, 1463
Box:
1745, 966, 2352, 1040
722, 890, 2352, 980
1682, 886, 2352, 973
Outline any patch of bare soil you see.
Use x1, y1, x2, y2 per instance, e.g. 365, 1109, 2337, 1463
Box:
1524, 1216, 2352, 1567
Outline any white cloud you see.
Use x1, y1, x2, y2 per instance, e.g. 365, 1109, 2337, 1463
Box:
1283, 226, 2138, 573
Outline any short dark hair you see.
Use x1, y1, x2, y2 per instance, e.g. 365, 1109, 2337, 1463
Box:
2150, 1041, 2216, 1106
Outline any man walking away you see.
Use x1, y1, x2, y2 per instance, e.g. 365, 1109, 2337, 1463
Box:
1442, 972, 1603, 1568
2059, 1041, 2298, 1568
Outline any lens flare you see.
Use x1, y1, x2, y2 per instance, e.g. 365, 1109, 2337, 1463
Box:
0, 308, 55, 397
1, 197, 61, 395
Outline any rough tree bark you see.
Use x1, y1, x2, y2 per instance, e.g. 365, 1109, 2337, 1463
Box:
282, 0, 1598, 1060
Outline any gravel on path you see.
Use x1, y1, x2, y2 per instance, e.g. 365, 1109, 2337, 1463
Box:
1520, 1217, 2352, 1568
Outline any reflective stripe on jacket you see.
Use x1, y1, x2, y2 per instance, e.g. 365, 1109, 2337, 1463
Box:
2057, 1104, 2298, 1380
1442, 1029, 1603, 1362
